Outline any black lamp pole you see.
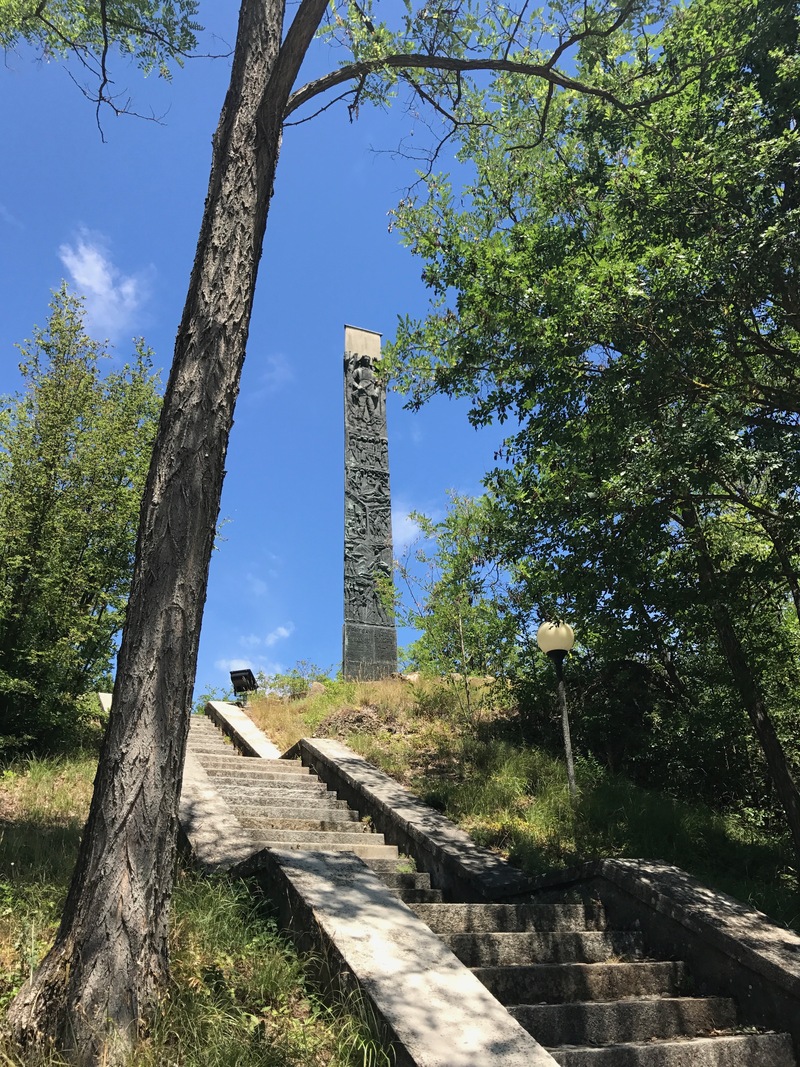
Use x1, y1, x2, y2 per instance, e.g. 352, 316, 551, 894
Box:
547, 648, 577, 798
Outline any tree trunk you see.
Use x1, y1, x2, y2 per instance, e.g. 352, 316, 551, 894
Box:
680, 500, 800, 871
761, 517, 800, 632
6, 0, 327, 1060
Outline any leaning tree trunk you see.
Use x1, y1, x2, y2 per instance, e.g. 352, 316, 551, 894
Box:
680, 499, 800, 872
6, 0, 327, 1060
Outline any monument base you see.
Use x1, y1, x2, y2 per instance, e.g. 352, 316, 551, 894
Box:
343, 622, 397, 681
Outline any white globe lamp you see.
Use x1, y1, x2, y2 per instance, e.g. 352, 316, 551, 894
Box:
536, 621, 575, 657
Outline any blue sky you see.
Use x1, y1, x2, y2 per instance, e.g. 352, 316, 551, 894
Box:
0, 8, 508, 695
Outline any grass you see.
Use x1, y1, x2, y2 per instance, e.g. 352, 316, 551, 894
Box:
0, 754, 393, 1066
247, 676, 800, 931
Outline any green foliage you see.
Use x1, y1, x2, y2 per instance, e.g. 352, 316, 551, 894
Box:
193, 684, 234, 714
0, 752, 97, 1012
393, 494, 516, 722
387, 0, 800, 839
317, 0, 670, 124
396, 494, 511, 676
0, 286, 161, 753
0, 1, 202, 81
141, 874, 392, 1067
258, 661, 331, 701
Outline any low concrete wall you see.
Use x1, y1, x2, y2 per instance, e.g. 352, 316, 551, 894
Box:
204, 700, 282, 758
288, 737, 532, 903
522, 859, 800, 1054
232, 847, 558, 1067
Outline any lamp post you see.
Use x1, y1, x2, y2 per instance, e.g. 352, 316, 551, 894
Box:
537, 621, 577, 798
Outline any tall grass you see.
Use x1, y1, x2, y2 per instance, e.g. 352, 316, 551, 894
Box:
1, 755, 392, 1066
246, 678, 421, 755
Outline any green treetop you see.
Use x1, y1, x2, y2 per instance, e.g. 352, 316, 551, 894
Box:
0, 285, 161, 752
388, 0, 800, 861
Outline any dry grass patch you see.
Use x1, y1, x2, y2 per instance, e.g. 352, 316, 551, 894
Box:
247, 677, 421, 755
1, 755, 98, 1017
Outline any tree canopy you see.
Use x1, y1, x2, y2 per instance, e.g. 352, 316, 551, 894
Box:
388, 0, 800, 859
0, 285, 161, 753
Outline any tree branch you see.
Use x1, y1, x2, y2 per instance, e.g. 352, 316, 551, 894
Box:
546, 0, 635, 69
283, 88, 359, 126
285, 53, 633, 119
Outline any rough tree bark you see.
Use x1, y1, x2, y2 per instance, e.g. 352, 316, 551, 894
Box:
5, 0, 327, 1060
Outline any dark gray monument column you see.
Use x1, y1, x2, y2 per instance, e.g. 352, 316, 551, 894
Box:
343, 325, 398, 680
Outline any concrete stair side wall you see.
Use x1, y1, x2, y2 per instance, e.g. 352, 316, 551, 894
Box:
288, 736, 532, 902
524, 859, 800, 1056
230, 847, 560, 1067
204, 700, 282, 758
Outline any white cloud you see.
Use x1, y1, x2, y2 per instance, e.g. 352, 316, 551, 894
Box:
0, 203, 22, 229
58, 229, 152, 339
246, 572, 269, 598
237, 623, 295, 648
239, 633, 263, 648
259, 353, 294, 393
265, 623, 294, 647
214, 657, 255, 673
392, 508, 421, 551
213, 655, 284, 682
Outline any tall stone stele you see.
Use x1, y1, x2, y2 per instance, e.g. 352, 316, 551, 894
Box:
342, 325, 398, 680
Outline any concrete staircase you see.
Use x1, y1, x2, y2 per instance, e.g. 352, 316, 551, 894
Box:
185, 714, 796, 1066
409, 900, 794, 1065
187, 715, 442, 904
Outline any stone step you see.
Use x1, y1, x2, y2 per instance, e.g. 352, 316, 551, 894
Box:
204, 768, 319, 786
246, 828, 380, 846
186, 742, 237, 755
211, 777, 332, 795
187, 737, 232, 747
448, 930, 644, 967
474, 961, 687, 1004
354, 857, 409, 874
195, 755, 309, 774
546, 1032, 796, 1066
250, 838, 400, 861
377, 871, 435, 890
217, 787, 344, 808
236, 814, 366, 833
392, 888, 445, 904
411, 903, 608, 934
509, 996, 738, 1046
231, 802, 359, 820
